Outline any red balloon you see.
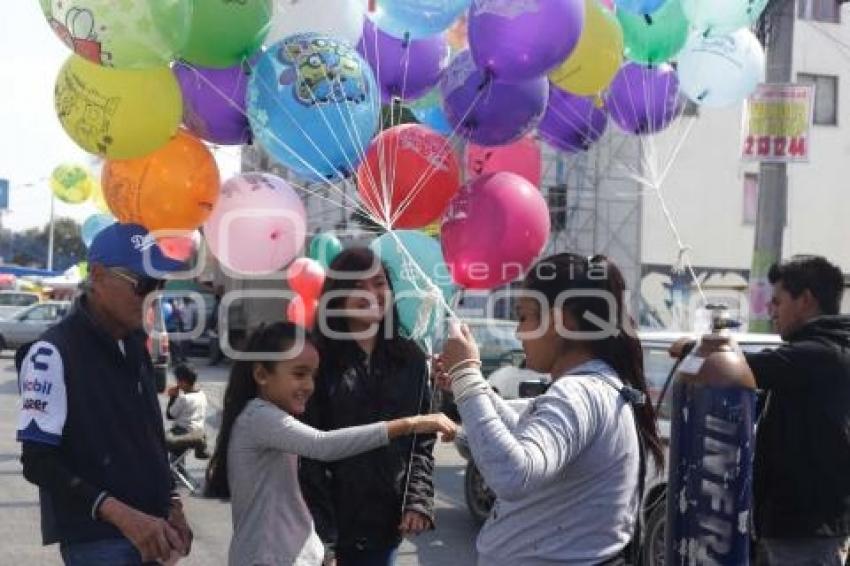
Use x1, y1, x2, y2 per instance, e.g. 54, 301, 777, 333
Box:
357, 124, 460, 229
466, 136, 541, 186
158, 232, 199, 262
287, 295, 318, 330
287, 257, 326, 302
442, 172, 551, 290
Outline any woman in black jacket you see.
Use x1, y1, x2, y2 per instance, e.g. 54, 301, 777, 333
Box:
300, 247, 435, 566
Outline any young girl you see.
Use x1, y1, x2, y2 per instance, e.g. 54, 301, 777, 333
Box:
299, 248, 436, 566
439, 254, 663, 565
205, 322, 455, 566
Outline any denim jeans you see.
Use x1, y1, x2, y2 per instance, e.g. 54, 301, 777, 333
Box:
60, 537, 148, 566
336, 545, 399, 566
757, 536, 850, 566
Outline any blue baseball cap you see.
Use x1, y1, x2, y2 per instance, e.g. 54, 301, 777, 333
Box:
88, 223, 185, 278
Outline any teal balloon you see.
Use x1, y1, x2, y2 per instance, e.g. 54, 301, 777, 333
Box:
618, 0, 689, 65
682, 0, 770, 34
375, 0, 471, 39
409, 89, 452, 135
308, 233, 343, 269
82, 214, 116, 247
371, 230, 455, 342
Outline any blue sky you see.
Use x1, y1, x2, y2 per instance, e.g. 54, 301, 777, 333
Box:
0, 3, 240, 232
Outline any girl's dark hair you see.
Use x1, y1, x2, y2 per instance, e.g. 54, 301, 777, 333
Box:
524, 253, 664, 468
205, 322, 316, 499
313, 247, 425, 370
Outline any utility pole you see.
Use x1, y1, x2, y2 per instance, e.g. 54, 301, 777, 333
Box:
47, 193, 56, 272
748, 0, 795, 333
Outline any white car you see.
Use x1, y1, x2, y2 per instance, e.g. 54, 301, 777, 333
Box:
0, 301, 70, 352
0, 291, 41, 319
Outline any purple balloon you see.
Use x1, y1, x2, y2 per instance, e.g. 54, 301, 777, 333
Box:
358, 18, 449, 103
174, 61, 252, 145
440, 51, 549, 146
605, 63, 683, 136
538, 87, 608, 153
469, 0, 586, 83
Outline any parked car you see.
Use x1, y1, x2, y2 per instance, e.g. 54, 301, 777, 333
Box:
456, 330, 783, 566
0, 301, 70, 352
0, 291, 41, 319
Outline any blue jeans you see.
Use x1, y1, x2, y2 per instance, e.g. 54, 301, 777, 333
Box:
336, 545, 399, 566
60, 537, 148, 566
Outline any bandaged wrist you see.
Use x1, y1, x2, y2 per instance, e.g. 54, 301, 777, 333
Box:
451, 368, 488, 404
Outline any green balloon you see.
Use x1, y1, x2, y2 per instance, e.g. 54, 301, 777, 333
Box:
308, 233, 343, 269
618, 0, 690, 65
181, 0, 272, 68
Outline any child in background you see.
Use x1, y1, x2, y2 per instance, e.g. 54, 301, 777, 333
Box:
166, 364, 209, 460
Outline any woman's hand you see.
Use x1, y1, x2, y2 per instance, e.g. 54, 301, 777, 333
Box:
441, 321, 481, 376
430, 355, 452, 392
387, 414, 457, 442
399, 510, 432, 537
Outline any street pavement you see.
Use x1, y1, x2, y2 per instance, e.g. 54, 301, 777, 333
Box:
0, 354, 479, 566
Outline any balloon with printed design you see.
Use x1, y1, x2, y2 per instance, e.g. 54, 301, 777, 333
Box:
204, 173, 307, 275
465, 137, 541, 186
50, 164, 96, 204
618, 0, 689, 65
267, 0, 368, 47
181, 0, 272, 68
54, 55, 183, 158
538, 88, 608, 153
39, 0, 193, 68
374, 0, 471, 39
174, 61, 252, 145
682, 0, 770, 34
102, 130, 220, 233
468, 0, 586, 83
605, 62, 683, 135
357, 124, 461, 229
247, 33, 380, 182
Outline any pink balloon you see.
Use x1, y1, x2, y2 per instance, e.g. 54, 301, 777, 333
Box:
204, 173, 307, 275
287, 295, 318, 330
441, 172, 551, 290
465, 136, 542, 187
287, 257, 326, 301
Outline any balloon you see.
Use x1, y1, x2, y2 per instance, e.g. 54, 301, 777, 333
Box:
682, 0, 770, 34
287, 257, 326, 304
446, 14, 469, 53
267, 0, 368, 47
468, 0, 585, 82
371, 231, 455, 340
357, 18, 449, 103
88, 180, 111, 214
550, 0, 623, 96
618, 0, 689, 65
50, 164, 96, 204
409, 89, 453, 135
247, 33, 380, 182
102, 130, 220, 233
466, 137, 541, 186
308, 233, 344, 269
357, 124, 460, 229
54, 55, 182, 159
615, 0, 666, 14
40, 0, 192, 68
538, 88, 608, 153
374, 0, 471, 39
440, 51, 549, 146
286, 294, 318, 330
158, 231, 200, 261
605, 62, 683, 135
442, 172, 550, 290
599, 0, 615, 9
677, 29, 765, 108
181, 0, 271, 68
174, 61, 252, 145
81, 214, 115, 247
204, 173, 307, 275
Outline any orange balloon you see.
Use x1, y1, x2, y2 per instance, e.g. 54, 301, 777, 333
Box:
102, 130, 220, 233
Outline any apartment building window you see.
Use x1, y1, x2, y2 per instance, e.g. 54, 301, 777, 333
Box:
798, 73, 839, 125
798, 0, 841, 23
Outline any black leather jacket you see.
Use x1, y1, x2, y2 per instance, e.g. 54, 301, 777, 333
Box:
299, 343, 435, 553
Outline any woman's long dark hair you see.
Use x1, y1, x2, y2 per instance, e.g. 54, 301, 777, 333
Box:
205, 322, 316, 499
524, 253, 664, 468
313, 247, 425, 371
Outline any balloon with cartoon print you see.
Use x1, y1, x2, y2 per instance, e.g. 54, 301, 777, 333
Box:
39, 0, 193, 68
50, 164, 96, 204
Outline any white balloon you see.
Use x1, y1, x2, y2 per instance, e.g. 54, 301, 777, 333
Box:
266, 0, 368, 46
682, 0, 769, 34
677, 29, 765, 108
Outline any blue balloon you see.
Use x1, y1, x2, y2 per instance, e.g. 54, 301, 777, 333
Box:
375, 0, 471, 39
247, 34, 380, 182
371, 230, 455, 345
409, 89, 453, 135
81, 214, 116, 248
615, 0, 666, 14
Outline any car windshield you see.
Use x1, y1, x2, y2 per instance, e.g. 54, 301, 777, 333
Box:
0, 294, 38, 307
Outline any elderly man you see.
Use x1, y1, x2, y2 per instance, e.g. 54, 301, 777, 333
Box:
16, 223, 192, 565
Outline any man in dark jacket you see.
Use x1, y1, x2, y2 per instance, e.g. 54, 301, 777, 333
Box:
744, 256, 850, 565
16, 223, 192, 565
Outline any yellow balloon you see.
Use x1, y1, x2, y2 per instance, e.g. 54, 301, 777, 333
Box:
49, 164, 96, 204
88, 179, 111, 214
549, 0, 624, 97
54, 54, 182, 159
